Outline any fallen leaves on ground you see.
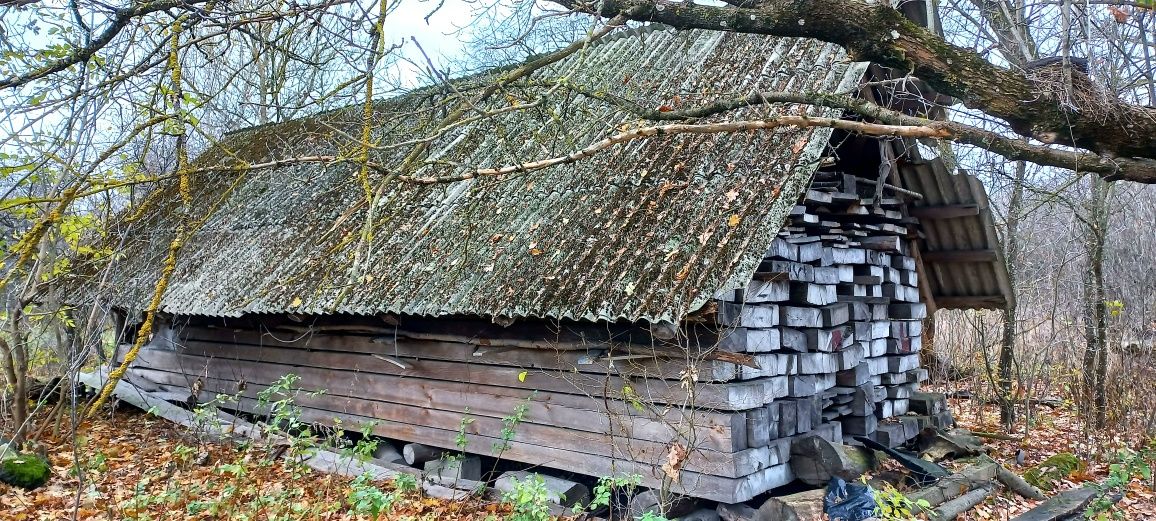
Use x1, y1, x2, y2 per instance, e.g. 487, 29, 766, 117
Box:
941, 397, 1156, 521
1, 408, 509, 520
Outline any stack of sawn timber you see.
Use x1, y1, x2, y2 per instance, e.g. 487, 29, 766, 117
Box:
715, 170, 953, 463
120, 316, 801, 505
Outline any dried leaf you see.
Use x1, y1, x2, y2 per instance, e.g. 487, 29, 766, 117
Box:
1108, 5, 1129, 22
727, 214, 741, 228
661, 442, 688, 482
674, 264, 691, 281
289, 296, 303, 308
792, 137, 808, 154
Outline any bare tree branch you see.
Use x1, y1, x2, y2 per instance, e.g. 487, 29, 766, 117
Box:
397, 115, 951, 184
552, 83, 1156, 183
0, 0, 211, 91
547, 0, 1156, 163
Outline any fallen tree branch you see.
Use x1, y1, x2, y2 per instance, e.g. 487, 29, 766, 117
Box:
0, 0, 211, 90
556, 84, 1156, 183
399, 116, 951, 184
908, 460, 998, 508
931, 483, 995, 520
995, 463, 1046, 500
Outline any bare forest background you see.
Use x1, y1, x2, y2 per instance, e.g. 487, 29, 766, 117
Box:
0, 0, 1155, 477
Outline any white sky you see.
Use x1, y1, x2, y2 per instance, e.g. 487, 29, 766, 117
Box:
379, 0, 487, 86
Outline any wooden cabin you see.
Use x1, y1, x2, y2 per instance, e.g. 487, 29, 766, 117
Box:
89, 20, 1012, 506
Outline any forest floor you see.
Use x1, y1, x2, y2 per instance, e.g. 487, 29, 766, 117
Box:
1, 400, 1153, 520
0, 408, 509, 521
946, 397, 1155, 520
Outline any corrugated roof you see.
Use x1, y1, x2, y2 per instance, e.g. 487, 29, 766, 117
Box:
94, 27, 869, 323
892, 139, 1013, 310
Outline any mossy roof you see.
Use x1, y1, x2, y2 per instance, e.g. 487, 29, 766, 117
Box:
99, 27, 867, 323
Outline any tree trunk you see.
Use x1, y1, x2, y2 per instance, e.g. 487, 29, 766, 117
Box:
1081, 175, 1110, 429
1, 333, 29, 445
998, 161, 1026, 428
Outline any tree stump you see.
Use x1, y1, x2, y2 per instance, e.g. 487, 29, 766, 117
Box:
789, 434, 862, 486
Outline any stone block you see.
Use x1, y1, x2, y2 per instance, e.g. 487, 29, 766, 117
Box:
494, 471, 591, 507
424, 455, 482, 484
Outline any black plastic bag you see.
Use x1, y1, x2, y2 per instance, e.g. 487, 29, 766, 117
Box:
824, 477, 878, 521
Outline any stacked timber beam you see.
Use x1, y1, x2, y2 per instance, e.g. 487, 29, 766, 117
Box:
715, 170, 952, 456
121, 319, 785, 504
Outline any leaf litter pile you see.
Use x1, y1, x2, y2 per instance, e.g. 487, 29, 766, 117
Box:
0, 409, 508, 520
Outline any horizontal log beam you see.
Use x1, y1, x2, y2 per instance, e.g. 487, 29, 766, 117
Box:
933, 296, 1006, 309
908, 205, 981, 220
921, 250, 998, 263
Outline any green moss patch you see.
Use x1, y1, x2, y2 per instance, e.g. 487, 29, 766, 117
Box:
0, 453, 51, 490
1024, 452, 1085, 491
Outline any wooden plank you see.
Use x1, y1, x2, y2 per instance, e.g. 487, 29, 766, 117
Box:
779, 306, 822, 328
717, 327, 780, 353
766, 238, 798, 261
143, 342, 773, 411
907, 204, 980, 220
221, 391, 758, 503
128, 365, 768, 479
745, 407, 771, 448
186, 328, 738, 383
757, 260, 814, 282
718, 303, 779, 328
130, 362, 744, 454
820, 303, 851, 327
125, 374, 788, 504
858, 236, 904, 254
742, 280, 790, 304
788, 283, 837, 306
804, 325, 853, 353
934, 296, 1006, 309
812, 267, 841, 285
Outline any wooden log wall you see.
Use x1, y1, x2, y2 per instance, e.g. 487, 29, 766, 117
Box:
119, 172, 950, 505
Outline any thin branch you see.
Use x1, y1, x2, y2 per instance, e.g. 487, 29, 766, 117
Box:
0, 0, 211, 90
398, 116, 950, 184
